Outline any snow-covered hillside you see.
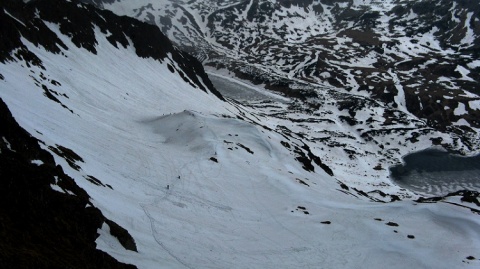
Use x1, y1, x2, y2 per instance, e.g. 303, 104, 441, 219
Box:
1, 0, 480, 268
84, 0, 480, 195
91, 0, 480, 150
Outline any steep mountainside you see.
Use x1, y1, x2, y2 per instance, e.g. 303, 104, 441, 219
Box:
0, 0, 223, 100
0, 0, 223, 267
1, 0, 480, 268
0, 98, 137, 269
91, 0, 480, 150
84, 0, 480, 196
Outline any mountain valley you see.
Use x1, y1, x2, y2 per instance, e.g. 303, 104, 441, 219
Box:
1, 0, 479, 268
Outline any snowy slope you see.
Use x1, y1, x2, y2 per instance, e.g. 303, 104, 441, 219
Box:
91, 0, 480, 202
92, 0, 480, 151
1, 1, 480, 269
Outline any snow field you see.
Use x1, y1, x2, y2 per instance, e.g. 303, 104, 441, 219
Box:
1, 15, 480, 269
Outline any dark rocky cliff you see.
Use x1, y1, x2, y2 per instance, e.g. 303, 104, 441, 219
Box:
0, 98, 137, 269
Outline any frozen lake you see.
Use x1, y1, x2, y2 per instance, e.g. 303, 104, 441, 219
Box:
207, 72, 289, 103
390, 149, 480, 196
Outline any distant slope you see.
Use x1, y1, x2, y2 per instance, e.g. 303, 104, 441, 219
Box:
92, 0, 480, 146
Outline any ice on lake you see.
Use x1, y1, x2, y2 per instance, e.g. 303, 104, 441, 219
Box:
208, 72, 289, 103
390, 149, 480, 196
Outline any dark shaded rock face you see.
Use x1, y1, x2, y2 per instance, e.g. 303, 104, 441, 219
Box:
0, 98, 137, 268
0, 0, 224, 101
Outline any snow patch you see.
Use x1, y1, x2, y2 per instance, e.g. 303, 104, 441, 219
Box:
454, 103, 467, 116
453, 118, 470, 126
469, 100, 480, 111
3, 9, 26, 27
460, 12, 475, 47
2, 137, 13, 151
31, 159, 44, 166
455, 65, 474, 81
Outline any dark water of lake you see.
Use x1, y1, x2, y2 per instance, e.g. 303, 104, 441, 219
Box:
390, 149, 480, 196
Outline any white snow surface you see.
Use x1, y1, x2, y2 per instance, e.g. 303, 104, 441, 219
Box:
31, 159, 44, 166
454, 103, 468, 116
1, 20, 479, 269
460, 12, 475, 47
